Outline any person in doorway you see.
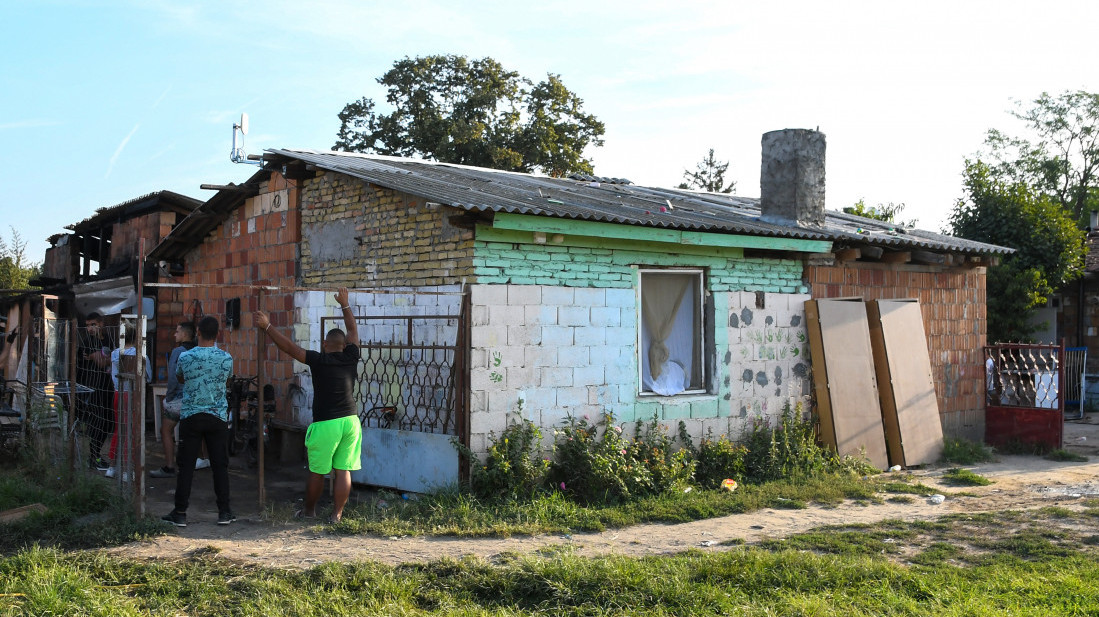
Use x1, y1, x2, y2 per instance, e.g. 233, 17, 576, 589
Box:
76, 312, 114, 470
162, 315, 235, 527
151, 321, 207, 478
253, 287, 361, 523
105, 322, 151, 479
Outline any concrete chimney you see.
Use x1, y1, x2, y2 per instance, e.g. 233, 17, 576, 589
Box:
760, 129, 826, 227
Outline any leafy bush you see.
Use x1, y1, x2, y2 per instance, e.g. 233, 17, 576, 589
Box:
692, 432, 747, 490
628, 417, 695, 494
940, 438, 996, 464
742, 403, 835, 484
548, 413, 652, 505
470, 408, 550, 500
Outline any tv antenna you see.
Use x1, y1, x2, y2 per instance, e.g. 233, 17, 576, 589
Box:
230, 113, 262, 166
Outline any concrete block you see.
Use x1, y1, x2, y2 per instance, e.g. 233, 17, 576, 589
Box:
690, 398, 720, 419
505, 365, 539, 390
487, 389, 521, 416
507, 285, 542, 306
469, 368, 499, 392
525, 304, 557, 325
488, 304, 525, 326
557, 346, 590, 368
539, 407, 571, 433
558, 306, 590, 327
542, 286, 575, 306
574, 287, 606, 306
574, 326, 607, 345
606, 326, 636, 347
525, 345, 558, 368
469, 390, 488, 414
471, 305, 490, 326
589, 344, 622, 366
470, 325, 505, 347
507, 324, 542, 346
556, 386, 588, 408
541, 325, 574, 347
471, 284, 508, 306
573, 364, 605, 387
618, 383, 638, 405
540, 365, 574, 388
470, 409, 508, 435
605, 288, 635, 309
662, 403, 693, 421
589, 306, 621, 327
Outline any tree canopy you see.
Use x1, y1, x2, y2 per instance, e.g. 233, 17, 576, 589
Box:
0, 228, 39, 291
677, 149, 735, 193
949, 160, 1085, 341
334, 55, 605, 177
842, 199, 915, 228
983, 90, 1099, 223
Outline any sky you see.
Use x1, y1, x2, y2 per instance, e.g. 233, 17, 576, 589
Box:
2, 0, 1097, 259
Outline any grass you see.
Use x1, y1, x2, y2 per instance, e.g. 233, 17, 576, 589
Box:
1044, 448, 1088, 462
333, 472, 879, 537
3, 506, 1099, 615
940, 438, 996, 465
0, 461, 164, 555
941, 467, 993, 487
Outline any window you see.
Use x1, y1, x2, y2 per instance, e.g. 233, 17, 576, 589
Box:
639, 269, 705, 396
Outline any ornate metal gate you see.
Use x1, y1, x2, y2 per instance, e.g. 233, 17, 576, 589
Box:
984, 342, 1064, 450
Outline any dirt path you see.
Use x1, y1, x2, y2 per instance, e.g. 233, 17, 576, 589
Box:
109, 420, 1099, 569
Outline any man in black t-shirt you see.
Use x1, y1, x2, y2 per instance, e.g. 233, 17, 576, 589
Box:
77, 312, 115, 469
254, 287, 361, 523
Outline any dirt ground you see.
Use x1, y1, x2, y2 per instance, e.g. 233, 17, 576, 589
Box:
109, 416, 1099, 569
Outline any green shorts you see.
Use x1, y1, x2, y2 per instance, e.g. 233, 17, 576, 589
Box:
305, 415, 362, 475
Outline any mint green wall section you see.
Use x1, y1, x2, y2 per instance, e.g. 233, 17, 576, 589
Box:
474, 228, 807, 293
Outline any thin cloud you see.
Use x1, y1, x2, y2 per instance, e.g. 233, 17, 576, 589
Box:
106, 123, 141, 179
152, 86, 171, 110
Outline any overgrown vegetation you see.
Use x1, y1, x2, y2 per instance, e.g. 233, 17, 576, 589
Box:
941, 467, 994, 486
4, 506, 1099, 615
940, 437, 996, 465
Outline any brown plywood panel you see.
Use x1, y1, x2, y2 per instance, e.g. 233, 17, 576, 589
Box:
869, 299, 944, 466
804, 298, 889, 470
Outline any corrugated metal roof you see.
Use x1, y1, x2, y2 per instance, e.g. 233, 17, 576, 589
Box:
65, 190, 203, 234
266, 149, 1012, 255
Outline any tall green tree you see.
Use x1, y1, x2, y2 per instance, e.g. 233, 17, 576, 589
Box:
334, 55, 605, 177
677, 149, 735, 193
983, 90, 1099, 223
842, 199, 916, 228
0, 228, 39, 290
949, 160, 1085, 342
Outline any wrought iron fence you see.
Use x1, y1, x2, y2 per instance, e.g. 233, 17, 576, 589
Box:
322, 313, 464, 436
984, 343, 1062, 409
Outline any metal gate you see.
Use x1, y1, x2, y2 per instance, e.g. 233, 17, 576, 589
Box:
323, 295, 469, 492
984, 342, 1064, 450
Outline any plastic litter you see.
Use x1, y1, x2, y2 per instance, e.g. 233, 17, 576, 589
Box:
889, 465, 902, 472
721, 479, 738, 492
929, 494, 945, 505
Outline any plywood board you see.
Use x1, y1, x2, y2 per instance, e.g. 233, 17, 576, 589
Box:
804, 298, 889, 470
868, 299, 944, 467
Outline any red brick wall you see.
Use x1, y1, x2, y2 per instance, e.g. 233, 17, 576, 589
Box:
175, 172, 301, 418
805, 261, 988, 440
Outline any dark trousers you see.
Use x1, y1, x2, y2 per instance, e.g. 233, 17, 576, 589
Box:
78, 388, 113, 460
174, 413, 231, 515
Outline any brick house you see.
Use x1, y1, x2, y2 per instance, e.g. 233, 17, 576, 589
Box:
35, 190, 202, 377
148, 129, 1007, 490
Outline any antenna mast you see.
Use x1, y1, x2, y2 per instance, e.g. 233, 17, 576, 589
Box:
230, 113, 262, 166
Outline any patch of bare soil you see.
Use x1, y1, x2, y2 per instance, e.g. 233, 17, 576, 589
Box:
108, 418, 1099, 569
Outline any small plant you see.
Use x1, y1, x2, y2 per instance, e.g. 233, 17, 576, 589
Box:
693, 431, 747, 490
940, 438, 996, 465
471, 403, 550, 500
628, 417, 695, 494
742, 403, 835, 484
941, 467, 993, 486
1044, 448, 1088, 462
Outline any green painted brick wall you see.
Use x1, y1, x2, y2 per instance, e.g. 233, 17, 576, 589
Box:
475, 240, 806, 292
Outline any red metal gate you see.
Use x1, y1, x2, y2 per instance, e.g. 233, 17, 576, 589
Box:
984, 342, 1064, 450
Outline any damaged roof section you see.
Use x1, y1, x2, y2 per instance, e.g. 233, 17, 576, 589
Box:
263, 148, 1012, 257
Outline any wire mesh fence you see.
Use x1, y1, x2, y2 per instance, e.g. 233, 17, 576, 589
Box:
984, 343, 1062, 409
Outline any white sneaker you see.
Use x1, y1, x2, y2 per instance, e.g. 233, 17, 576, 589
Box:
105, 467, 116, 478
195, 458, 210, 470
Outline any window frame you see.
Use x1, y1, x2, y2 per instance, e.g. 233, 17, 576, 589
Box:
636, 268, 707, 397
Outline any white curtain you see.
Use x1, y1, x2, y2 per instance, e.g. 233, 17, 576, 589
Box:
641, 273, 697, 395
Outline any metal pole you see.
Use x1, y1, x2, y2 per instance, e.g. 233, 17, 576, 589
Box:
257, 288, 266, 508
67, 318, 77, 473
134, 240, 146, 516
